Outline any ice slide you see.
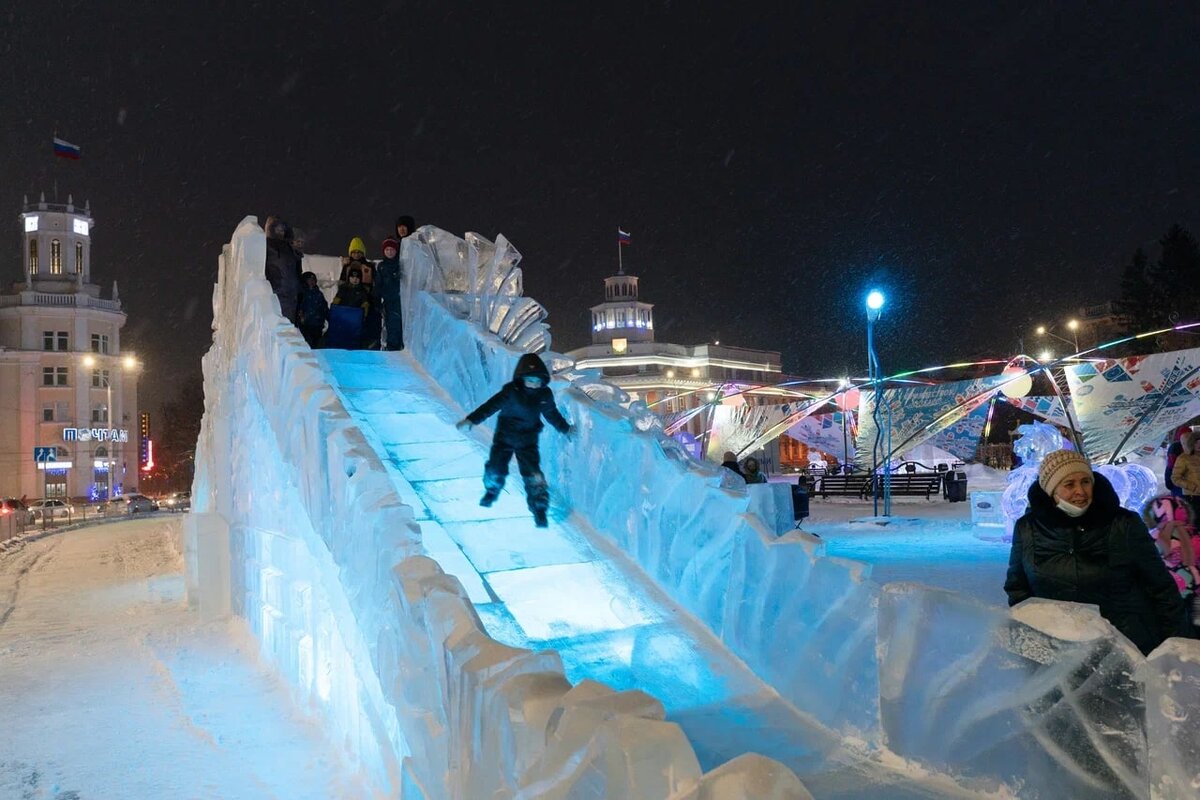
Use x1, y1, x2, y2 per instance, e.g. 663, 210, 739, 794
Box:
187, 218, 1199, 799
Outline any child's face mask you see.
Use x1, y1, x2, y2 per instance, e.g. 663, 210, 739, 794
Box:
523, 376, 544, 389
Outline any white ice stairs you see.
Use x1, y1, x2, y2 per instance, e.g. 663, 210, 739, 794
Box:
318, 349, 979, 799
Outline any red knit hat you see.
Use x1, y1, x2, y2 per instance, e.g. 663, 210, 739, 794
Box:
381, 238, 399, 255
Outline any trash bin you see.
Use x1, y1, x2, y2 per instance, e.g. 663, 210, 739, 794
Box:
790, 482, 810, 524
945, 470, 968, 502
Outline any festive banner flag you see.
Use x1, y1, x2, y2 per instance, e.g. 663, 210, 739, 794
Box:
925, 401, 991, 461
1065, 347, 1200, 462
618, 228, 631, 245
53, 136, 81, 160
785, 411, 857, 463
1003, 395, 1075, 426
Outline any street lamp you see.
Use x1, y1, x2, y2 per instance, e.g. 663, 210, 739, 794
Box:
1035, 321, 1079, 353
865, 290, 890, 517
837, 378, 851, 473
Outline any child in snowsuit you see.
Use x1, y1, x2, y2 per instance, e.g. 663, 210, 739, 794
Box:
456, 353, 573, 527
374, 238, 404, 351
1144, 494, 1200, 630
296, 271, 329, 348
328, 267, 371, 349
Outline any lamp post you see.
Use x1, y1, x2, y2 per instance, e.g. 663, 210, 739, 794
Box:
1035, 320, 1080, 354
866, 290, 891, 517
837, 378, 851, 473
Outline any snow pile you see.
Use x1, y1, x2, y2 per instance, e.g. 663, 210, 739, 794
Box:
191, 218, 804, 798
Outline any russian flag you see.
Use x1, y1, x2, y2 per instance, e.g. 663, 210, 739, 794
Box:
618, 228, 631, 245
53, 137, 81, 160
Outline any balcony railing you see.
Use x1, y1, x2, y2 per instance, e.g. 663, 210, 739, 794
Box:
0, 292, 121, 311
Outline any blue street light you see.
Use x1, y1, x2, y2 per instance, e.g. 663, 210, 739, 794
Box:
865, 289, 890, 517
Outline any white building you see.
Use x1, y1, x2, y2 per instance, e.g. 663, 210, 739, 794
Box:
0, 195, 140, 501
568, 265, 802, 462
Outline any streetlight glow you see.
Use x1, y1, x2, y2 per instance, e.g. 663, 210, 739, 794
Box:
1035, 325, 1047, 335
866, 290, 885, 311
82, 354, 97, 368
122, 355, 139, 370
1067, 319, 1079, 331
1040, 349, 1053, 361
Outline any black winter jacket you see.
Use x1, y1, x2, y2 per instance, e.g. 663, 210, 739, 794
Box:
1005, 473, 1189, 655
466, 354, 571, 445
375, 255, 403, 303
265, 237, 303, 309
297, 285, 328, 328
332, 282, 370, 314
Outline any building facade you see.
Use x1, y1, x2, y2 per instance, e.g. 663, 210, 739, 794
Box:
0, 195, 140, 500
568, 264, 807, 464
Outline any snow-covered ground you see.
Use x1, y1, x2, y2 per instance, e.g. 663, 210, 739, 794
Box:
803, 480, 1012, 607
0, 517, 365, 800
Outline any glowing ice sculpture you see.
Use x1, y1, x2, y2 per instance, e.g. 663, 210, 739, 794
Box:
1001, 422, 1160, 540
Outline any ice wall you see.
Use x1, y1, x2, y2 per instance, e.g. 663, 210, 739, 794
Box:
401, 225, 1200, 799
190, 218, 804, 798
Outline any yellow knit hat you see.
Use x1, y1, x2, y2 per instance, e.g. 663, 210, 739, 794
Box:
1038, 449, 1092, 497
348, 236, 366, 256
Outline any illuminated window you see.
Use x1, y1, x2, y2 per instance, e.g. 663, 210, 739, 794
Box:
24, 215, 38, 232
28, 240, 38, 274
75, 241, 83, 272
612, 337, 628, 354
73, 218, 89, 236
50, 239, 62, 274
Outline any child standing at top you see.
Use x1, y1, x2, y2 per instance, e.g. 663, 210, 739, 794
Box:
456, 353, 573, 527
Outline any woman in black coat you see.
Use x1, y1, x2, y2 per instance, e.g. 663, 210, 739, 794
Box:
1005, 449, 1189, 655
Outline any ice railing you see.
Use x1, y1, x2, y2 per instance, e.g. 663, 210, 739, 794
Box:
187, 218, 807, 799
403, 225, 1200, 800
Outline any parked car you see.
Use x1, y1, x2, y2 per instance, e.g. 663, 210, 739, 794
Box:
2, 498, 30, 523
160, 491, 191, 511
123, 494, 159, 514
27, 498, 74, 521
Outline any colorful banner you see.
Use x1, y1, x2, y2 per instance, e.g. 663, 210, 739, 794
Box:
1065, 347, 1200, 462
706, 400, 819, 460
855, 376, 1007, 464
1003, 395, 1075, 426
784, 411, 857, 463
925, 401, 990, 461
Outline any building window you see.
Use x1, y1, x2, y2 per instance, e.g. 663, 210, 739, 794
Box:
91, 333, 109, 354
44, 331, 68, 351
92, 404, 109, 424
28, 240, 38, 274
50, 239, 62, 274
43, 366, 69, 386
42, 404, 55, 422
95, 446, 108, 458
91, 368, 110, 388
45, 472, 67, 499
75, 241, 83, 272
57, 401, 69, 420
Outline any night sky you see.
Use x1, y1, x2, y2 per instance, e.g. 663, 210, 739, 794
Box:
3, 3, 1198, 416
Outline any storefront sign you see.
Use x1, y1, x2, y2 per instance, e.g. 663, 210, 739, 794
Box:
63, 428, 129, 443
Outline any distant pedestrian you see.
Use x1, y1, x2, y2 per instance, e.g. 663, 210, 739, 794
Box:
742, 457, 767, 484
374, 238, 405, 350
1006, 449, 1189, 655
1165, 426, 1189, 497
721, 451, 744, 478
456, 353, 573, 528
263, 216, 302, 323
297, 271, 328, 348
1170, 431, 1200, 514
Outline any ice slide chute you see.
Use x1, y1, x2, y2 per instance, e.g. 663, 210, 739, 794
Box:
189, 218, 1200, 799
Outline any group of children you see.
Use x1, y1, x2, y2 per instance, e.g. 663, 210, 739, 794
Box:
1143, 493, 1200, 633
293, 215, 417, 351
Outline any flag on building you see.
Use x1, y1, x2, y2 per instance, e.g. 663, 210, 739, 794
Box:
618, 228, 631, 245
53, 137, 82, 160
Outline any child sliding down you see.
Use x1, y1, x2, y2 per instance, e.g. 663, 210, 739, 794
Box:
457, 353, 573, 527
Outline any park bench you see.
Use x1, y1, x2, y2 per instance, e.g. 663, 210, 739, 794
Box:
869, 472, 944, 499
817, 473, 872, 498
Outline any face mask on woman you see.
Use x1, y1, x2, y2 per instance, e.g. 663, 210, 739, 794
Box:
1056, 498, 1088, 518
